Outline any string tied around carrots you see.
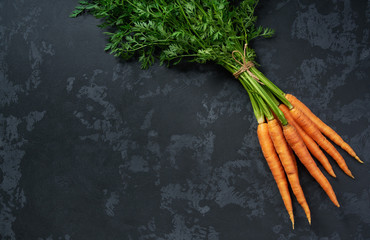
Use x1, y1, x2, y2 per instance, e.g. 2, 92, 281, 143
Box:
232, 43, 264, 85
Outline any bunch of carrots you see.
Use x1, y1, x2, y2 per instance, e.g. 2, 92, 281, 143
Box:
70, 0, 363, 228
248, 74, 362, 228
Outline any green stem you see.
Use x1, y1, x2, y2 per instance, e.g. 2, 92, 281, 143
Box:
240, 73, 287, 125
222, 61, 288, 125
264, 86, 280, 107
250, 67, 284, 95
224, 63, 264, 124
254, 93, 273, 121
250, 67, 293, 109
247, 91, 264, 124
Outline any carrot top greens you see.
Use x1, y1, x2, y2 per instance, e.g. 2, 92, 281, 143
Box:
70, 0, 289, 125
70, 0, 273, 69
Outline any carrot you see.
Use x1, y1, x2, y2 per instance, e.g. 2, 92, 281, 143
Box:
257, 123, 294, 228
288, 145, 298, 174
271, 112, 298, 173
268, 119, 311, 224
282, 123, 340, 208
279, 104, 336, 178
289, 107, 354, 178
286, 94, 362, 163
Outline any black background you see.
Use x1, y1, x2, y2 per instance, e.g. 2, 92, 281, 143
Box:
1, 0, 370, 239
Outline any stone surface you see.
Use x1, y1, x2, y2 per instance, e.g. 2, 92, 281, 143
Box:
0, 0, 369, 239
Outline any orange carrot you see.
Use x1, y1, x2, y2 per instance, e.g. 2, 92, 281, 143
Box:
257, 123, 294, 228
279, 104, 336, 178
282, 124, 340, 208
289, 107, 354, 178
286, 94, 362, 163
273, 112, 298, 173
288, 145, 298, 174
268, 119, 311, 224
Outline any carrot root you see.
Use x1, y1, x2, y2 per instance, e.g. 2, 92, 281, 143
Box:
268, 119, 311, 223
289, 107, 354, 178
257, 123, 295, 228
279, 104, 337, 178
286, 94, 362, 163
283, 124, 340, 207
355, 156, 363, 164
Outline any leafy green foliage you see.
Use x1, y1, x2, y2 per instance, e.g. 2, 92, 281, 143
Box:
70, 0, 274, 69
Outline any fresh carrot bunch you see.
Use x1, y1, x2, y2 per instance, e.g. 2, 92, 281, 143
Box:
71, 0, 363, 229
248, 84, 362, 228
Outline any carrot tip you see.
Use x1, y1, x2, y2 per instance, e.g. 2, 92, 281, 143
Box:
330, 171, 337, 178
290, 214, 295, 230
355, 156, 363, 164
345, 170, 355, 179
336, 203, 340, 208
308, 216, 311, 225
350, 174, 355, 179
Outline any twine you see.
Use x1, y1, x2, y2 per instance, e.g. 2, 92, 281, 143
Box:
232, 44, 264, 85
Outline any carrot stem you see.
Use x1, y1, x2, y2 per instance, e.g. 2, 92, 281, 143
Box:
250, 67, 293, 109
223, 62, 288, 125
255, 93, 273, 121
247, 91, 264, 124
241, 73, 288, 125
264, 86, 280, 107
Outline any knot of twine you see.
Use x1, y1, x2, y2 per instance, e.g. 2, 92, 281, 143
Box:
232, 44, 264, 85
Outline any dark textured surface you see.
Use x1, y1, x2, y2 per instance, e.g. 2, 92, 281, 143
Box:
1, 0, 370, 239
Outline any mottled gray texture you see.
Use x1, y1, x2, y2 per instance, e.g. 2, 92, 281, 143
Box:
0, 0, 369, 239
